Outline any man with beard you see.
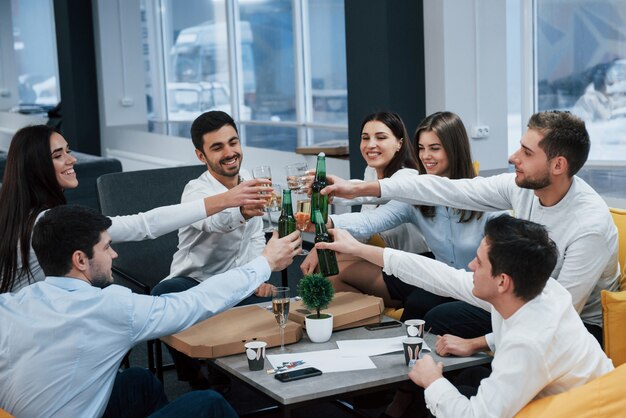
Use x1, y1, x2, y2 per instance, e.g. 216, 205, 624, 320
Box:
151, 111, 277, 389
0, 205, 299, 417
319, 110, 619, 346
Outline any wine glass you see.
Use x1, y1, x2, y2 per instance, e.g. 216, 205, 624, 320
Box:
294, 198, 311, 255
262, 184, 282, 232
252, 166, 275, 232
272, 287, 290, 351
285, 162, 308, 193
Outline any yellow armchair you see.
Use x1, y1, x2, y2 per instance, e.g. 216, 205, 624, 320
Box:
514, 363, 626, 418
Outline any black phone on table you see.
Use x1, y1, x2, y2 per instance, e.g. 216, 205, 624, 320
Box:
364, 320, 401, 331
274, 367, 323, 382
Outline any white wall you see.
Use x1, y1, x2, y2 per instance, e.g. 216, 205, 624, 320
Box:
423, 0, 509, 171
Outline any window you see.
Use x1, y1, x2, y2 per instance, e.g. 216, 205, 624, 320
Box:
141, 0, 347, 151
535, 0, 626, 162
11, 0, 60, 107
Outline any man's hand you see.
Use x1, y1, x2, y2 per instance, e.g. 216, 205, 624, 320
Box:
221, 179, 272, 209
408, 355, 443, 389
435, 335, 486, 357
300, 248, 319, 274
255, 282, 276, 297
262, 230, 301, 271
241, 204, 265, 220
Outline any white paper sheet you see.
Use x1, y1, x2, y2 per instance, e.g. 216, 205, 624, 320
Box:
267, 349, 376, 373
336, 336, 431, 357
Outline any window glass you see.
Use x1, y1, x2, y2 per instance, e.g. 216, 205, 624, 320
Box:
536, 0, 626, 162
308, 0, 347, 126
140, 0, 348, 152
11, 0, 60, 107
155, 0, 232, 122
239, 0, 295, 123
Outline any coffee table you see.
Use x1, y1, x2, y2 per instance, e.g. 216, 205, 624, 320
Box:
212, 321, 491, 416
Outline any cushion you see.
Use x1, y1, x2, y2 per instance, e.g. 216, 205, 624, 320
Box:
602, 290, 626, 367
0, 408, 13, 418
514, 363, 626, 418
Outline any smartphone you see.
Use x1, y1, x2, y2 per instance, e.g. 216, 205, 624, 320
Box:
364, 320, 402, 331
274, 367, 323, 382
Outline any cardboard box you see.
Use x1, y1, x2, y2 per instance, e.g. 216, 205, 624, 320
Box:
288, 292, 384, 330
161, 305, 302, 358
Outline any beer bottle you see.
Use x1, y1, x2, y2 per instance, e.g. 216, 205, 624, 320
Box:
312, 209, 339, 277
310, 152, 329, 223
278, 189, 296, 237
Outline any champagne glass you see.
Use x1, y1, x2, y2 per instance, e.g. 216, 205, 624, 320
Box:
252, 166, 274, 232
294, 198, 311, 255
272, 287, 290, 351
285, 162, 308, 193
263, 184, 282, 232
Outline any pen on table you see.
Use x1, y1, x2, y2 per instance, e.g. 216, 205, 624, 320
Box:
266, 360, 305, 374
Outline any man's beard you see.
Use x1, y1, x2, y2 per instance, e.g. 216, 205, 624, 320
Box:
207, 153, 241, 178
515, 174, 551, 190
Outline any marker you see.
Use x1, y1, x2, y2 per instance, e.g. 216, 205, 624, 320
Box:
266, 360, 305, 374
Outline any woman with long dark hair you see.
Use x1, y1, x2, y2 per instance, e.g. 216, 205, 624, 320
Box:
0, 125, 269, 293
308, 111, 502, 315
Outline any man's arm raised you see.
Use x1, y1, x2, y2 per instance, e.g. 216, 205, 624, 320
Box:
203, 178, 271, 216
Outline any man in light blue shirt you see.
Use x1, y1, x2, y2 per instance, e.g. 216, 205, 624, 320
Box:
0, 205, 300, 417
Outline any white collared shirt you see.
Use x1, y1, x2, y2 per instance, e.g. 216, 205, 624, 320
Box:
382, 248, 614, 418
166, 168, 265, 282
379, 171, 620, 326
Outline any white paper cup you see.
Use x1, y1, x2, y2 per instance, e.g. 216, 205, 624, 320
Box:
404, 319, 425, 338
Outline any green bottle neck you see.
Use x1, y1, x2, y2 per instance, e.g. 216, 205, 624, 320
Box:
314, 156, 326, 181
282, 190, 294, 215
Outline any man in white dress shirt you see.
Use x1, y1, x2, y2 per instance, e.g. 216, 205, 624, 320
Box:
319, 111, 619, 346
317, 215, 613, 418
151, 110, 276, 389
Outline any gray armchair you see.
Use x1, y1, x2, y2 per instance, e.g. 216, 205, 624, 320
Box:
96, 164, 206, 378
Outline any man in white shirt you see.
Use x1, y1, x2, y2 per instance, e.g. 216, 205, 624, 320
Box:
151, 110, 275, 389
319, 111, 619, 345
317, 215, 613, 418
0, 205, 300, 417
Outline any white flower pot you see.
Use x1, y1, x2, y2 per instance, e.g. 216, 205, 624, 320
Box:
305, 313, 333, 343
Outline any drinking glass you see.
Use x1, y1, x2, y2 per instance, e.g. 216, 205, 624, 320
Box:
262, 184, 282, 232
272, 287, 290, 351
252, 166, 275, 232
294, 198, 311, 255
252, 165, 272, 182
285, 162, 308, 193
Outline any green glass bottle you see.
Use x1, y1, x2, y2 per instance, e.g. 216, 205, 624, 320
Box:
310, 152, 329, 223
278, 189, 296, 237
312, 209, 339, 277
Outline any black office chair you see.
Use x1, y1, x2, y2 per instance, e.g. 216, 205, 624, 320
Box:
96, 164, 206, 380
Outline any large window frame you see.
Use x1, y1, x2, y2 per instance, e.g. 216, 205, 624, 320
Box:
522, 0, 626, 165
143, 0, 347, 150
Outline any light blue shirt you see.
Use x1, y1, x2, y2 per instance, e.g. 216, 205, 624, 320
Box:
332, 200, 500, 270
0, 256, 270, 418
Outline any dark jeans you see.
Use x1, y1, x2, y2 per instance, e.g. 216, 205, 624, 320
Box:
584, 322, 604, 348
383, 272, 455, 322
425, 301, 493, 338
103, 367, 237, 418
151, 276, 269, 382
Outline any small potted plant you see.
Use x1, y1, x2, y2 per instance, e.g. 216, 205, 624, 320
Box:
297, 273, 335, 342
